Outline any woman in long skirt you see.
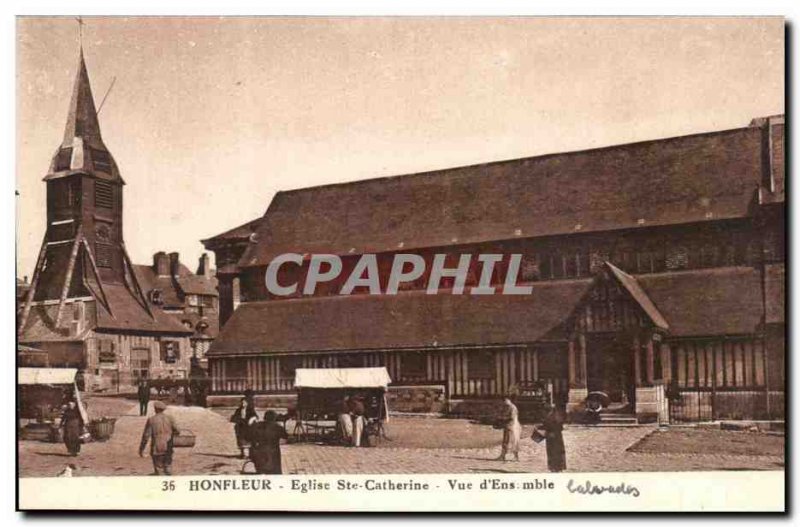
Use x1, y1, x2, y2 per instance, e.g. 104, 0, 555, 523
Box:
249, 411, 288, 474
540, 404, 566, 472
230, 397, 258, 459
496, 397, 521, 461
60, 400, 83, 456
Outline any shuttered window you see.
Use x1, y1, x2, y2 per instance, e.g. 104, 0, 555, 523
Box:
94, 181, 113, 209
98, 339, 116, 363
160, 340, 180, 364
95, 243, 113, 267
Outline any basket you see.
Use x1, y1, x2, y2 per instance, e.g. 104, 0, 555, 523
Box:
21, 423, 53, 442
173, 429, 196, 448
89, 418, 116, 441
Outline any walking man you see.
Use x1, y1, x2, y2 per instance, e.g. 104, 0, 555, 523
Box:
137, 380, 151, 416
139, 401, 179, 475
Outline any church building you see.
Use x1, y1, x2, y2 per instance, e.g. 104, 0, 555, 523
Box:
203, 114, 785, 423
17, 49, 194, 392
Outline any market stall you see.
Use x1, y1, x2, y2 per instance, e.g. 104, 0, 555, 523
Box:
17, 367, 89, 441
293, 367, 391, 445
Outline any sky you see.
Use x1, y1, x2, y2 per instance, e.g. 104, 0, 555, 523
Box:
15, 17, 784, 277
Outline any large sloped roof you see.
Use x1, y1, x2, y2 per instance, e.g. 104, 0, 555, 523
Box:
95, 284, 192, 334
236, 124, 765, 268
638, 267, 764, 337
209, 266, 766, 356
208, 279, 592, 356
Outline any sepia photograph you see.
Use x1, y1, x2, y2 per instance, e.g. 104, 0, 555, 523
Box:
14, 15, 785, 512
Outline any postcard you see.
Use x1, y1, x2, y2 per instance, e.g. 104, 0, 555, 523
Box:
15, 15, 785, 512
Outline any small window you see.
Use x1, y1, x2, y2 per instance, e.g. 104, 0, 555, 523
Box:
95, 243, 113, 268
666, 246, 689, 270
131, 347, 151, 380
94, 180, 113, 209
92, 148, 113, 173
98, 339, 116, 363
160, 340, 180, 364
149, 289, 163, 305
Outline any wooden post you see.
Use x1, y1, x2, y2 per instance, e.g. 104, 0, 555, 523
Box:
633, 333, 642, 386
578, 333, 588, 388
567, 338, 577, 388
645, 336, 655, 386
660, 342, 672, 384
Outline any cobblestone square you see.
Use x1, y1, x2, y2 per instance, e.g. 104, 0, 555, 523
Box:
18, 399, 784, 478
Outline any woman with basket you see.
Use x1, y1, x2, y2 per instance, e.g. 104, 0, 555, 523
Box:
230, 397, 258, 459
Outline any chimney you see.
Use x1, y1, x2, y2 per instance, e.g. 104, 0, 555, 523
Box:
154, 251, 169, 276
197, 253, 211, 278
169, 252, 180, 276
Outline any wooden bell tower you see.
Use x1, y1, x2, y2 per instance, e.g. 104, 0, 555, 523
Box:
18, 48, 151, 336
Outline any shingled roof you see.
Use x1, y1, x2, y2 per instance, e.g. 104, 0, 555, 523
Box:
236, 123, 766, 268
209, 265, 766, 356
95, 284, 191, 334
208, 279, 593, 356
638, 267, 764, 337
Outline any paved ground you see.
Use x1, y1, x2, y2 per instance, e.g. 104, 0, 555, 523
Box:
18, 398, 784, 478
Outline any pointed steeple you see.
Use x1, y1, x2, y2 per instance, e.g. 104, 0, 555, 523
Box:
47, 47, 121, 182
62, 48, 103, 149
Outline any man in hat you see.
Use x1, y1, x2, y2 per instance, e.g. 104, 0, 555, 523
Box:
137, 379, 151, 416
139, 401, 180, 475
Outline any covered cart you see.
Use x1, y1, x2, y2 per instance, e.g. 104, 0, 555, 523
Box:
293, 367, 391, 445
17, 367, 91, 441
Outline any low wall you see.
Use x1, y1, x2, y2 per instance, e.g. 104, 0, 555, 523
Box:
386, 385, 446, 414
207, 385, 447, 414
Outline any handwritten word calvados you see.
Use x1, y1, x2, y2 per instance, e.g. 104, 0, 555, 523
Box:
567, 479, 640, 498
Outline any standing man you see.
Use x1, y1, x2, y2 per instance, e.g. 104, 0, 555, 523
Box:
139, 401, 180, 475
348, 395, 366, 447
337, 396, 353, 445
137, 379, 151, 416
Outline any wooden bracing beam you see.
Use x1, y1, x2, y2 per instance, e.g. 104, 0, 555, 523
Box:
53, 227, 84, 327
17, 234, 49, 336
80, 237, 113, 318
120, 241, 154, 318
